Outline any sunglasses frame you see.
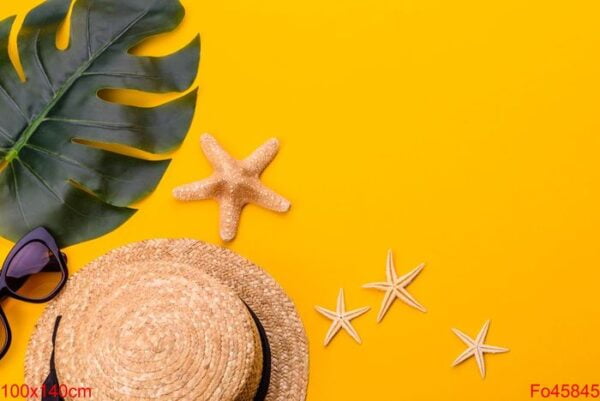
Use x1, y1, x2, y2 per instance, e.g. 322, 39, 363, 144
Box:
0, 227, 68, 360
0, 307, 9, 361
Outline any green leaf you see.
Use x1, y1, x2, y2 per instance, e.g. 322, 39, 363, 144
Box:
0, 0, 199, 246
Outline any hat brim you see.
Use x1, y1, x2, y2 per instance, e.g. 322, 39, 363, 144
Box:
25, 239, 309, 401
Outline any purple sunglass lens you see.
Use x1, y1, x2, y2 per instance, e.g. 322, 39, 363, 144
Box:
5, 241, 64, 301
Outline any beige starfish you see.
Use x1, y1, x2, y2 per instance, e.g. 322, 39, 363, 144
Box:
452, 320, 509, 378
315, 289, 370, 346
173, 134, 291, 241
363, 250, 426, 322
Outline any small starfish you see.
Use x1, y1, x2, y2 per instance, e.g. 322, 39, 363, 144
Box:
363, 250, 426, 322
452, 320, 509, 378
315, 289, 370, 346
173, 134, 291, 241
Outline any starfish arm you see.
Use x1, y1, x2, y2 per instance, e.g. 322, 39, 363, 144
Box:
376, 289, 396, 323
344, 306, 370, 321
480, 344, 509, 354
172, 177, 220, 201
252, 184, 291, 212
476, 320, 491, 344
452, 346, 475, 366
362, 282, 391, 290
340, 319, 363, 344
315, 306, 338, 320
397, 263, 426, 287
395, 288, 427, 313
452, 328, 475, 347
324, 319, 342, 346
386, 250, 398, 282
474, 348, 486, 378
219, 197, 244, 241
200, 134, 237, 169
336, 289, 346, 315
242, 138, 280, 175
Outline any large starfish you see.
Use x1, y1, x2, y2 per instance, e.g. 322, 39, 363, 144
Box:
315, 289, 370, 346
452, 320, 509, 378
363, 250, 426, 322
173, 134, 291, 241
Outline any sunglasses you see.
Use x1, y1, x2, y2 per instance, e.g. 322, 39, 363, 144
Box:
0, 227, 68, 361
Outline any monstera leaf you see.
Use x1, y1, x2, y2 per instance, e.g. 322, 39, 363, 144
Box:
0, 0, 199, 246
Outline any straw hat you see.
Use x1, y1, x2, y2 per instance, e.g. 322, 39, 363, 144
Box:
25, 239, 308, 401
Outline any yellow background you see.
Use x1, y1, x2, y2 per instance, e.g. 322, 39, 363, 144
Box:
1, 0, 600, 400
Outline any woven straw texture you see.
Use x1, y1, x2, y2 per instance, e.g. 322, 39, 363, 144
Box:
25, 239, 308, 401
